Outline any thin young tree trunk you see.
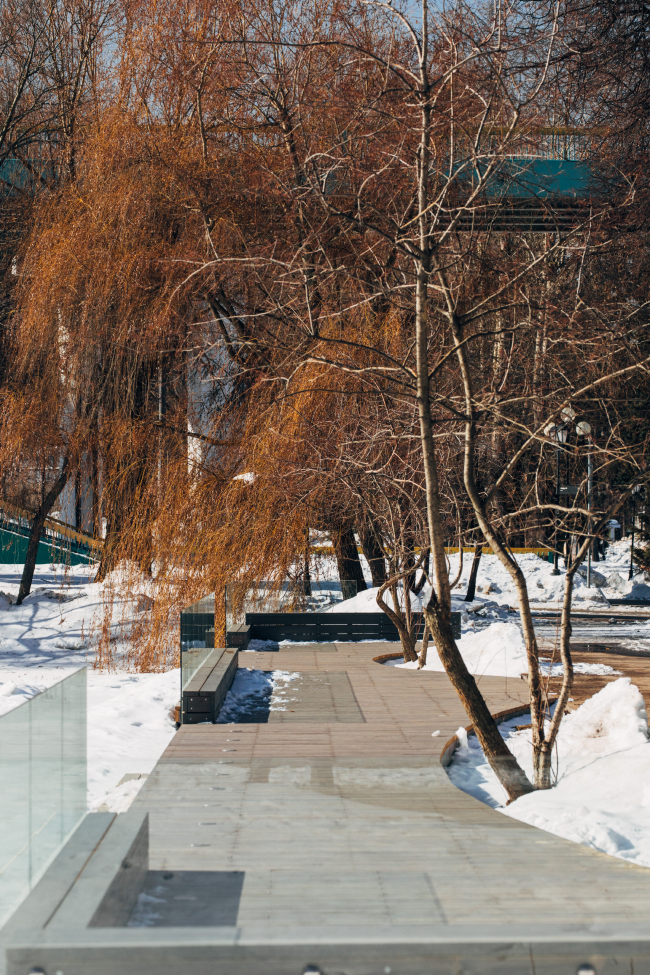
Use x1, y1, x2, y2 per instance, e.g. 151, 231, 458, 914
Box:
376, 563, 421, 662
412, 20, 532, 800
16, 460, 70, 606
302, 526, 312, 597
449, 540, 464, 590
448, 307, 545, 790
74, 468, 82, 530
95, 452, 123, 583
417, 623, 430, 668
534, 489, 639, 786
465, 543, 482, 601
91, 441, 100, 539
533, 568, 575, 788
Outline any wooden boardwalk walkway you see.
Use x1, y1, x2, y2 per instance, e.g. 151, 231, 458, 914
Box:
131, 640, 650, 958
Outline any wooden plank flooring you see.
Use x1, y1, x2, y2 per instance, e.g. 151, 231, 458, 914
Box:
132, 640, 650, 941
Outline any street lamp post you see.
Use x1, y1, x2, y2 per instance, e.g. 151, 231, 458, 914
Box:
546, 411, 590, 578
576, 421, 592, 584
546, 419, 569, 576
629, 486, 642, 581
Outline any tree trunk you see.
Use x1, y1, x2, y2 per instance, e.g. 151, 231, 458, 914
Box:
376, 573, 419, 662
411, 57, 532, 801
414, 292, 533, 800
74, 468, 82, 530
465, 543, 482, 601
302, 527, 312, 597
359, 522, 386, 587
449, 543, 463, 590
95, 456, 123, 582
331, 524, 367, 597
417, 623, 430, 668
425, 606, 534, 799
16, 460, 70, 606
91, 441, 100, 539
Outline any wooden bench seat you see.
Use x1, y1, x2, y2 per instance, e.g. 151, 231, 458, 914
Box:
181, 648, 238, 725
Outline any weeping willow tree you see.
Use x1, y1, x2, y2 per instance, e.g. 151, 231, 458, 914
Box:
0, 112, 336, 666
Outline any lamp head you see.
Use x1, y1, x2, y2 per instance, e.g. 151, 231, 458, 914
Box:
576, 421, 591, 436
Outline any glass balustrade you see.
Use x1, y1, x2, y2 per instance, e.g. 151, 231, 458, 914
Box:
0, 667, 86, 929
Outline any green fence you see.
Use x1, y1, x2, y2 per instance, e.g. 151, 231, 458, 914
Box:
0, 513, 98, 566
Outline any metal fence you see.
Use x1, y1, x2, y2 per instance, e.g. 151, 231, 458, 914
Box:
0, 504, 99, 566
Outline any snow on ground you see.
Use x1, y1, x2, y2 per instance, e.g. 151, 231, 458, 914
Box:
0, 562, 178, 812
386, 621, 527, 677
384, 620, 621, 678
445, 538, 650, 609
328, 538, 650, 615
216, 669, 299, 722
87, 670, 179, 811
447, 677, 650, 866
326, 585, 484, 615
539, 659, 621, 677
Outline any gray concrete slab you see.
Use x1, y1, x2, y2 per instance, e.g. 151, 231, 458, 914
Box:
41, 810, 149, 930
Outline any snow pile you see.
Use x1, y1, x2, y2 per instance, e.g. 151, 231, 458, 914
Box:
217, 669, 298, 722
558, 677, 649, 756
386, 630, 620, 677
448, 678, 650, 865
627, 582, 650, 600
387, 621, 528, 678
539, 658, 621, 677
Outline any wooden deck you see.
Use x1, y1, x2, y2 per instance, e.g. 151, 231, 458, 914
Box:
130, 640, 650, 948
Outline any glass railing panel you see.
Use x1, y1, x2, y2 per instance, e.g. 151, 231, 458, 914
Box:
0, 701, 30, 927
225, 580, 357, 626
0, 667, 86, 929
29, 680, 65, 878
180, 594, 215, 651
61, 668, 87, 839
181, 645, 217, 694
